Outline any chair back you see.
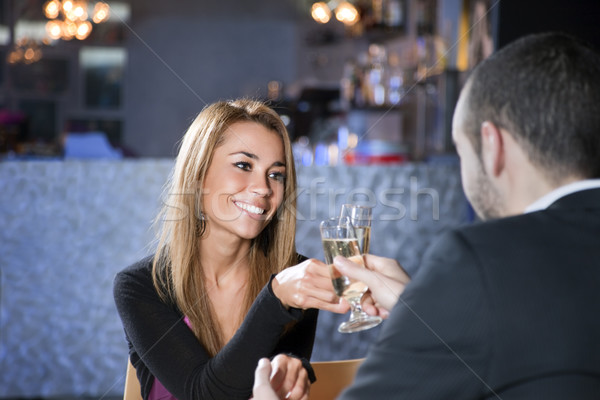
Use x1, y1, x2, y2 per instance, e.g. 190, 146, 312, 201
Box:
309, 358, 364, 399
123, 359, 143, 400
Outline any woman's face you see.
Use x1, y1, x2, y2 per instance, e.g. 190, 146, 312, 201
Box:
201, 121, 286, 241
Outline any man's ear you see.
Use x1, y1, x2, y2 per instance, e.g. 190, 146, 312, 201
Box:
480, 121, 504, 177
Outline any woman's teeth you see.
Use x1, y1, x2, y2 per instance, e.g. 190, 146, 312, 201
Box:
235, 202, 265, 215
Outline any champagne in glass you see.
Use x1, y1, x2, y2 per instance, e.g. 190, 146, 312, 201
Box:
354, 226, 371, 254
320, 217, 382, 333
340, 204, 372, 254
322, 238, 368, 301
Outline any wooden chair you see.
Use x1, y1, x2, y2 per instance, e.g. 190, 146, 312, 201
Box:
123, 357, 365, 400
123, 359, 143, 400
309, 358, 364, 400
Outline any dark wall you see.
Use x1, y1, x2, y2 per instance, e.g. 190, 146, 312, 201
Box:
496, 0, 600, 50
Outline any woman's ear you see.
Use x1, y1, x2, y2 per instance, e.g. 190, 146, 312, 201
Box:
480, 121, 504, 177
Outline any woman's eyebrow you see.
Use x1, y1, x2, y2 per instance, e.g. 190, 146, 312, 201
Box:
229, 150, 257, 159
229, 151, 285, 167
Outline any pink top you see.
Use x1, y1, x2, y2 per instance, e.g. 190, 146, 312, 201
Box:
147, 316, 192, 400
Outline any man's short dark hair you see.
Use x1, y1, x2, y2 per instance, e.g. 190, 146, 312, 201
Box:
463, 32, 600, 181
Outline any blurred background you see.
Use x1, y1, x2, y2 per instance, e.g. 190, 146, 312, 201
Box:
1, 0, 599, 163
1, 0, 468, 163
1, 0, 599, 398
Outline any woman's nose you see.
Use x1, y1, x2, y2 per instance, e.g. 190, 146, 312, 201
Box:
250, 174, 272, 197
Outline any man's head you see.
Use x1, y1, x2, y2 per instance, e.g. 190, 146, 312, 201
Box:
453, 32, 600, 219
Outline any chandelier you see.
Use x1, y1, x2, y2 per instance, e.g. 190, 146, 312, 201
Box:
311, 1, 360, 26
43, 0, 110, 41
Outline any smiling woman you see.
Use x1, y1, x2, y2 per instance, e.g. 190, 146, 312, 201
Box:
113, 99, 344, 400
201, 121, 286, 241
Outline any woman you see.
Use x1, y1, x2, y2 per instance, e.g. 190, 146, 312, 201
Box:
114, 99, 345, 400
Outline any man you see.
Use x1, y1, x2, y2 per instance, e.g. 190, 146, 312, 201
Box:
254, 32, 600, 399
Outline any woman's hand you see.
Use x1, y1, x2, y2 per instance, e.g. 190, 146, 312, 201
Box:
333, 254, 410, 318
272, 258, 349, 313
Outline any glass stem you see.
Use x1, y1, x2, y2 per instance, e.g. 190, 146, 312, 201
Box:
349, 297, 365, 319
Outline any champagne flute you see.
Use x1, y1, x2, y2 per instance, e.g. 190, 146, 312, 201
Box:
320, 216, 382, 333
340, 204, 372, 254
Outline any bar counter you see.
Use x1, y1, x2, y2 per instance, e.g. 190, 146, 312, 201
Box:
0, 159, 469, 397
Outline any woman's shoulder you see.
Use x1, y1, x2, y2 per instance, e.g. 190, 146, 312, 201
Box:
114, 254, 156, 291
120, 254, 154, 276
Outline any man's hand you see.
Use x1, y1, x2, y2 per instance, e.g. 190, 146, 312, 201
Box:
252, 356, 310, 400
334, 254, 410, 318
270, 354, 310, 399
252, 358, 278, 400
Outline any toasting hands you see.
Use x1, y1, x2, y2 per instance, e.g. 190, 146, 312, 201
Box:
333, 254, 410, 319
272, 258, 350, 314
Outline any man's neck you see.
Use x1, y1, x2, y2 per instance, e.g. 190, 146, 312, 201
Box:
502, 170, 556, 216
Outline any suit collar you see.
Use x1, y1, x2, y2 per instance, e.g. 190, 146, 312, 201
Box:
525, 179, 600, 212
547, 188, 600, 210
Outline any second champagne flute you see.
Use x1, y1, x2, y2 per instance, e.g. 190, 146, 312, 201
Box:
340, 204, 372, 254
320, 216, 382, 333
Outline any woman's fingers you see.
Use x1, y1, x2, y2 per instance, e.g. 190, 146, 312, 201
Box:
273, 259, 349, 311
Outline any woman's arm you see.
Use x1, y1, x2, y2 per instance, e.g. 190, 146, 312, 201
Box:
113, 258, 314, 400
273, 306, 319, 381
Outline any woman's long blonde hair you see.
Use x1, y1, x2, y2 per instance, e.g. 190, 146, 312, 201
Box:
152, 99, 298, 356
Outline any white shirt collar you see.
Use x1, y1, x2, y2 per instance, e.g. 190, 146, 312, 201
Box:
525, 179, 600, 213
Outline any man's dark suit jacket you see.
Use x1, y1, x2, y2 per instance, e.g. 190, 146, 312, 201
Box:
341, 188, 600, 399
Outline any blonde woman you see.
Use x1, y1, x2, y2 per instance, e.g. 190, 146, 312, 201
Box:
114, 99, 346, 400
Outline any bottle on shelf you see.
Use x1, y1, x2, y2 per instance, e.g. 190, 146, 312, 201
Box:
385, 0, 404, 29
387, 51, 405, 106
363, 44, 387, 106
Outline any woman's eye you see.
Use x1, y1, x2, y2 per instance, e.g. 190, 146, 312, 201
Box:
269, 171, 285, 183
234, 162, 251, 171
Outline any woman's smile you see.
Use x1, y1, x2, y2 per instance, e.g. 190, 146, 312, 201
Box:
233, 200, 267, 216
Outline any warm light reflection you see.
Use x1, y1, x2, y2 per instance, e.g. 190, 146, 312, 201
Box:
75, 20, 92, 39
7, 38, 43, 64
93, 2, 110, 23
44, 0, 61, 19
63, 20, 78, 39
335, 1, 359, 26
347, 133, 359, 149
311, 2, 331, 24
7, 51, 20, 64
46, 20, 63, 39
72, 2, 88, 20
328, 144, 339, 166
267, 80, 281, 100
43, 0, 110, 41
24, 48, 35, 61
62, 0, 73, 12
